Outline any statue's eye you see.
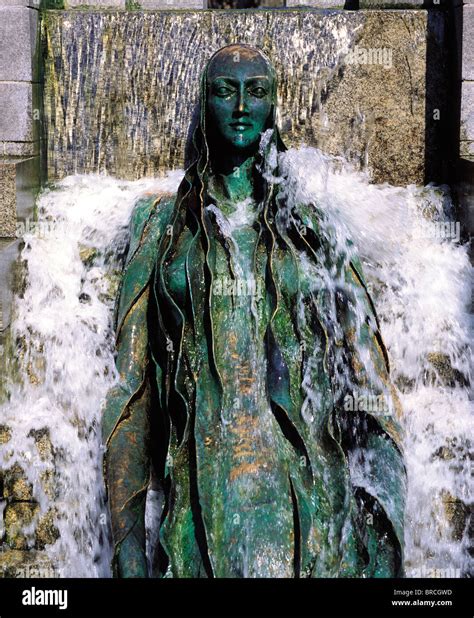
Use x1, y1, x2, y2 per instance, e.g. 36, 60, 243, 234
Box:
250, 87, 267, 98
215, 86, 235, 97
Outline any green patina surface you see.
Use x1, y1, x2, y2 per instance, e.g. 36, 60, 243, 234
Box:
102, 44, 406, 578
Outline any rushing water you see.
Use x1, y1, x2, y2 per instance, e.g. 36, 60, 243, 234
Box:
0, 173, 182, 577
0, 150, 471, 578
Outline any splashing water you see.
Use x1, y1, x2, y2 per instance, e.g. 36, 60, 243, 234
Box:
0, 150, 471, 577
277, 147, 472, 577
0, 172, 182, 577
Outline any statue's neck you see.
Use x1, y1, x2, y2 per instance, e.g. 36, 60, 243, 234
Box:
209, 153, 256, 208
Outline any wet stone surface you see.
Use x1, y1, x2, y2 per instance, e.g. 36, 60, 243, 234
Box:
43, 9, 438, 186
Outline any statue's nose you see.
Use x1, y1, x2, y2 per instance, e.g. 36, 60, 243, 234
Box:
236, 87, 248, 113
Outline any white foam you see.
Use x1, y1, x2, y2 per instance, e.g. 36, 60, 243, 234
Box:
1, 149, 471, 577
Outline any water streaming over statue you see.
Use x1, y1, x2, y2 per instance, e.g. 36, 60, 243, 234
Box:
0, 150, 471, 577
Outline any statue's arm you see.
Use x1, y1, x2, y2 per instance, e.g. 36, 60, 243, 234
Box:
102, 196, 172, 577
293, 201, 406, 575
103, 279, 152, 577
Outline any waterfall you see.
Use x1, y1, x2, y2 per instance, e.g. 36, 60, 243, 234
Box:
277, 148, 472, 578
42, 10, 362, 180
0, 151, 471, 577
41, 9, 432, 187
0, 172, 182, 577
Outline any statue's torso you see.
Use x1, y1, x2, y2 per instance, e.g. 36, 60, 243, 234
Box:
162, 202, 298, 577
138, 191, 405, 579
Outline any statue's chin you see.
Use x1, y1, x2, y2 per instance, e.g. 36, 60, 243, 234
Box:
223, 134, 260, 153
208, 130, 261, 163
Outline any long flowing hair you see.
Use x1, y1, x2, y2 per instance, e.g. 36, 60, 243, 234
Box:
148, 45, 404, 577
155, 44, 302, 393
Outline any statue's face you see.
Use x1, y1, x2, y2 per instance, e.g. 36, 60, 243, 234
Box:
206, 47, 274, 151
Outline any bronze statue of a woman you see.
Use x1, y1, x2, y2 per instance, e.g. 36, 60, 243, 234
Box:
102, 44, 406, 578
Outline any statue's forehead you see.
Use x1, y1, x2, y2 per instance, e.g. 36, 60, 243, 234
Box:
206, 49, 272, 83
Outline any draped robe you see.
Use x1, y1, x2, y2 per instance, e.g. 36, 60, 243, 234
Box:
102, 180, 406, 578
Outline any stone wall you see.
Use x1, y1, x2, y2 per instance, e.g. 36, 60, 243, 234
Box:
0, 0, 40, 159
286, 1, 450, 6
42, 9, 447, 186
0, 0, 41, 375
455, 0, 474, 238
47, 0, 205, 6
0, 426, 59, 578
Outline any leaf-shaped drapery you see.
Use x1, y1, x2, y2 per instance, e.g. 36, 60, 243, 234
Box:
102, 45, 406, 579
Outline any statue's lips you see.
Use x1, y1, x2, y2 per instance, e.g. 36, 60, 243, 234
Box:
229, 122, 252, 132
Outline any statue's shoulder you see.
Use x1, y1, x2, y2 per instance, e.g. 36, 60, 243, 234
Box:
130, 192, 176, 239
116, 192, 177, 329
126, 192, 177, 263
288, 200, 325, 242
